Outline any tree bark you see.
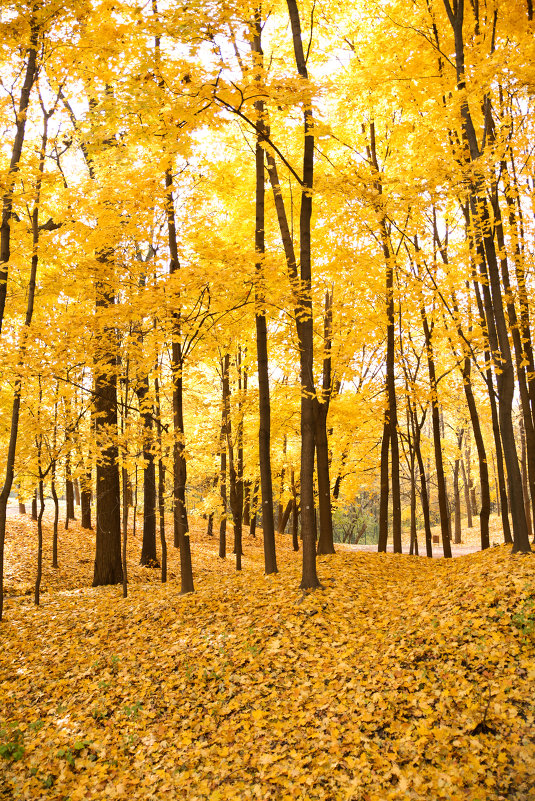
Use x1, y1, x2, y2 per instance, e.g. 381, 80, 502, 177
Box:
81, 465, 92, 530
137, 376, 158, 567
316, 290, 335, 555
378, 415, 390, 552
422, 310, 452, 557
219, 356, 229, 559
453, 430, 463, 544
93, 277, 123, 587
0, 13, 39, 334
166, 168, 193, 591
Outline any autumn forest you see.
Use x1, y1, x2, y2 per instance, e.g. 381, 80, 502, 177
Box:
1, 0, 535, 799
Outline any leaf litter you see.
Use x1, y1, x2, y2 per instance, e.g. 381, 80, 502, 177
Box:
1, 512, 534, 800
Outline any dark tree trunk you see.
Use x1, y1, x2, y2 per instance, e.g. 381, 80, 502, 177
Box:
520, 419, 533, 541
154, 371, 167, 583
242, 480, 251, 528
251, 13, 278, 575
219, 357, 229, 559
0, 14, 39, 334
224, 352, 244, 569
291, 469, 299, 550
368, 122, 401, 554
409, 454, 418, 556
51, 462, 59, 568
81, 466, 92, 530
18, 500, 26, 515
93, 279, 123, 587
461, 459, 473, 529
316, 290, 335, 555
137, 377, 158, 567
31, 491, 37, 521
65, 452, 75, 526
422, 310, 452, 558
453, 430, 463, 544
121, 465, 128, 599
266, 0, 320, 590
34, 476, 44, 607
166, 168, 193, 591
461, 355, 490, 549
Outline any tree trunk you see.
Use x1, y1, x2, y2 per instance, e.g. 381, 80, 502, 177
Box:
137, 376, 158, 567
219, 356, 229, 559
65, 450, 75, 527
316, 290, 335, 555
34, 476, 45, 607
51, 462, 59, 568
0, 14, 39, 334
251, 18, 278, 574
520, 419, 533, 541
291, 469, 299, 551
378, 416, 390, 552
461, 355, 490, 549
93, 278, 123, 587
368, 122, 401, 554
81, 466, 92, 530
154, 371, 167, 583
166, 168, 194, 591
422, 310, 452, 557
453, 430, 463, 544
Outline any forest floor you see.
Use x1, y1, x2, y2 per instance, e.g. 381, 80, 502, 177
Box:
1, 511, 535, 800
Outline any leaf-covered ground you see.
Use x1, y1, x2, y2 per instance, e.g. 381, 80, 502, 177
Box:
1, 512, 535, 800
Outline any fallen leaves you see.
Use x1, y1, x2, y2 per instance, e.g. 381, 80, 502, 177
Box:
1, 511, 535, 799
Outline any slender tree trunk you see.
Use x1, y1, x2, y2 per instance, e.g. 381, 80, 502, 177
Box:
291, 469, 299, 551
219, 356, 229, 559
154, 371, 167, 582
227, 352, 244, 569
461, 458, 473, 529
378, 416, 390, 552
81, 465, 92, 530
0, 14, 39, 334
273, 0, 321, 590
461, 356, 490, 548
492, 452, 500, 517
368, 123, 401, 554
137, 376, 158, 567
121, 464, 128, 599
453, 430, 463, 544
34, 475, 45, 607
316, 290, 335, 555
251, 12, 279, 574
243, 480, 251, 528
65, 450, 75, 527
520, 419, 533, 540
409, 453, 418, 556
0, 103, 48, 619
422, 311, 452, 557
51, 462, 59, 568
166, 169, 193, 591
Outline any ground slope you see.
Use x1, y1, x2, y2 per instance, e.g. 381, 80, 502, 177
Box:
1, 514, 534, 800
